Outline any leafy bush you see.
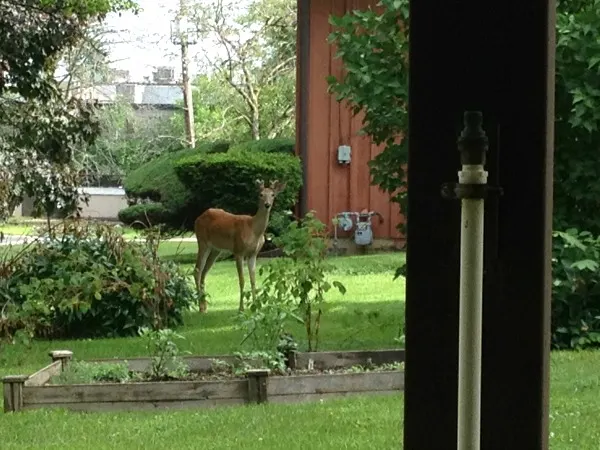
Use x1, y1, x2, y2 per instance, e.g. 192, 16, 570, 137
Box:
238, 212, 346, 353
174, 150, 302, 231
229, 138, 295, 155
552, 229, 600, 350
0, 221, 194, 340
117, 203, 172, 229
202, 140, 231, 153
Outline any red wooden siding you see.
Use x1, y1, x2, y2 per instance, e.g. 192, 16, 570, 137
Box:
298, 0, 404, 241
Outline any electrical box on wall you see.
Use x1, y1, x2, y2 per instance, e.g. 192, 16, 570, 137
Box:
337, 145, 351, 165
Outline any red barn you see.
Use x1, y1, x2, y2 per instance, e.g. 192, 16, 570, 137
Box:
295, 0, 405, 252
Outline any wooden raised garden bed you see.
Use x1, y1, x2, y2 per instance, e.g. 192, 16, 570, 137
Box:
3, 349, 405, 413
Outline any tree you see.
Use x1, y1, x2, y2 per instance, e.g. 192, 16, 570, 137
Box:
553, 0, 600, 234
190, 0, 296, 140
0, 0, 138, 219
77, 100, 187, 186
327, 0, 600, 238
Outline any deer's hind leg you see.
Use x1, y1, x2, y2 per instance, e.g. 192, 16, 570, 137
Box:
235, 255, 246, 312
194, 243, 212, 313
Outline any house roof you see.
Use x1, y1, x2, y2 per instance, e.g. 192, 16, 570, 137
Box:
73, 83, 187, 108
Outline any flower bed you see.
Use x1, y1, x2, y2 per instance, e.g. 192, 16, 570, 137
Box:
3, 349, 405, 413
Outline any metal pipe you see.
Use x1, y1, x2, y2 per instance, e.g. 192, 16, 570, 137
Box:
456, 111, 488, 450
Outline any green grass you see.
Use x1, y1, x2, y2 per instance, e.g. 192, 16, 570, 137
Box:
1, 242, 600, 449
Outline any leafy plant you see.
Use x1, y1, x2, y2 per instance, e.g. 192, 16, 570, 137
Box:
232, 350, 287, 375
51, 360, 131, 385
139, 327, 190, 380
0, 220, 194, 340
552, 229, 600, 350
241, 212, 347, 353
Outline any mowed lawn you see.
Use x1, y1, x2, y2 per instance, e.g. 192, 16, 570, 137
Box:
0, 242, 599, 449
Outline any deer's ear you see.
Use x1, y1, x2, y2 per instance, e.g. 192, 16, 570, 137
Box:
255, 179, 265, 189
272, 180, 286, 194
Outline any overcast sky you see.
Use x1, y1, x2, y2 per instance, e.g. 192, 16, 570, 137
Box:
103, 0, 251, 82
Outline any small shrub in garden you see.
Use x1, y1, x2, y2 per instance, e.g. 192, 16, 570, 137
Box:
139, 326, 190, 380
238, 211, 346, 353
51, 361, 131, 385
0, 221, 194, 340
552, 228, 600, 350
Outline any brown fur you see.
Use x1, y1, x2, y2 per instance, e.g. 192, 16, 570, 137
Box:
193, 179, 286, 313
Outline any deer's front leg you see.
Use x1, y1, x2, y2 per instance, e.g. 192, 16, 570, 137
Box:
248, 254, 258, 302
235, 256, 245, 312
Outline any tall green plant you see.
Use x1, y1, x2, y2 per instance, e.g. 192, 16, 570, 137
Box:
239, 212, 346, 352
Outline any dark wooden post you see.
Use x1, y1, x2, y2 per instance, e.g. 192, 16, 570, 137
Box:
246, 369, 270, 404
3, 375, 28, 412
405, 0, 555, 449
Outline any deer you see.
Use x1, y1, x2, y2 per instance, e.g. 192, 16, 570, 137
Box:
193, 179, 287, 313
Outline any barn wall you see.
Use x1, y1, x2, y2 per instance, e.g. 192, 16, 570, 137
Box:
297, 0, 404, 243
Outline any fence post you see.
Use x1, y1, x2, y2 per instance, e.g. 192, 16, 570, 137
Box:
246, 369, 270, 404
49, 350, 73, 371
3, 375, 28, 412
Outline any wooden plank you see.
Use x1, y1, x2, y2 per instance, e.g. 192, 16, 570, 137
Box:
295, 349, 405, 370
23, 379, 248, 405
268, 389, 400, 404
268, 371, 404, 396
25, 361, 62, 387
22, 398, 246, 413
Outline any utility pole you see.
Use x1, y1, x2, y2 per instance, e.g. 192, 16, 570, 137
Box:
171, 0, 196, 148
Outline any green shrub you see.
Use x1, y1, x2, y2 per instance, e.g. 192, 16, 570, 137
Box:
117, 203, 173, 229
229, 137, 295, 155
174, 150, 302, 233
123, 146, 196, 211
552, 228, 600, 350
202, 140, 231, 153
0, 221, 194, 340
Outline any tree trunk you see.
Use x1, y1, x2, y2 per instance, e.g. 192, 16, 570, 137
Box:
251, 107, 260, 140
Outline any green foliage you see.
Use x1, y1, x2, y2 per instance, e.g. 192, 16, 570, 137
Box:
553, 0, 600, 234
230, 138, 295, 155
0, 221, 194, 340
552, 229, 600, 350
117, 203, 172, 229
239, 212, 347, 353
139, 327, 190, 380
0, 0, 138, 219
174, 150, 302, 228
51, 360, 131, 385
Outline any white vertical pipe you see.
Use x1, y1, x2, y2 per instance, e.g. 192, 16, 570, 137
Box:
457, 164, 488, 450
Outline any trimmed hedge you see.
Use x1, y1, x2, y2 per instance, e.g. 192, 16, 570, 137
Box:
229, 137, 295, 155
119, 141, 302, 234
175, 150, 302, 218
117, 203, 172, 229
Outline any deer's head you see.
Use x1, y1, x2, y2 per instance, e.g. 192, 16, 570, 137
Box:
255, 179, 286, 210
